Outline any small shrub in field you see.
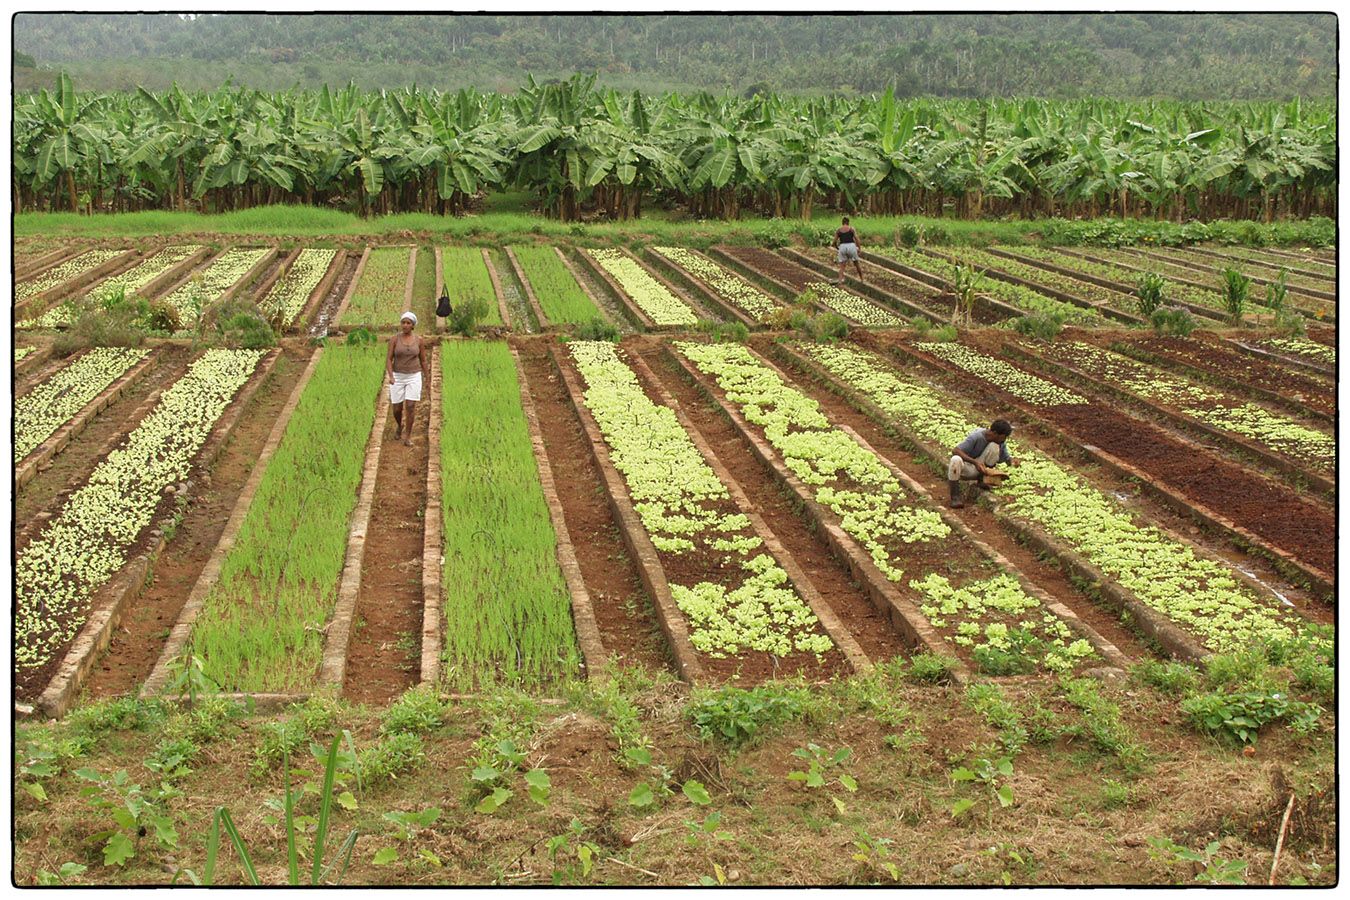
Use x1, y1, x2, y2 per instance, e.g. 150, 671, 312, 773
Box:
1009, 312, 1065, 340
1219, 267, 1250, 325
1131, 660, 1198, 697
803, 312, 850, 343
906, 653, 958, 684
574, 316, 619, 342
359, 732, 426, 784
927, 324, 959, 343
66, 698, 164, 735
688, 683, 813, 749
972, 629, 1043, 676
896, 222, 925, 247
696, 319, 750, 343
448, 296, 490, 335
1150, 306, 1196, 337
1179, 690, 1312, 744
382, 686, 445, 736
1135, 272, 1167, 318
1263, 270, 1289, 311
911, 315, 934, 337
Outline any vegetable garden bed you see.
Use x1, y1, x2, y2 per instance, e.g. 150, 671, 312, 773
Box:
505, 245, 602, 327
338, 245, 414, 327
157, 246, 275, 326
440, 246, 505, 326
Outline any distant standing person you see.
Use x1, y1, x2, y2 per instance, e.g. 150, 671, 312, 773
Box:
834, 216, 864, 284
387, 311, 430, 447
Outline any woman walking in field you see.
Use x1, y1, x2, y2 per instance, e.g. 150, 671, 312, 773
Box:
386, 311, 430, 446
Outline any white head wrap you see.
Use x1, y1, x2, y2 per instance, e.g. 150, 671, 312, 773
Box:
400, 311, 417, 325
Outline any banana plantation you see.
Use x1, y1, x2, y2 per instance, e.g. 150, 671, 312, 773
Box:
13, 73, 1336, 222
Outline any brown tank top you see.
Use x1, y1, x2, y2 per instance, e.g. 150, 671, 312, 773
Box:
391, 335, 422, 374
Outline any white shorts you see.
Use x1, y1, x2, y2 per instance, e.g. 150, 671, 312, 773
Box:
389, 371, 423, 404
837, 243, 860, 263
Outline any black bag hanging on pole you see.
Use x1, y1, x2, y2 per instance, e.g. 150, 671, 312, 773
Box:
436, 288, 452, 318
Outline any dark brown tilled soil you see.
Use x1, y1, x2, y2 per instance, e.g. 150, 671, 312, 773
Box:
750, 337, 1153, 660
796, 246, 950, 317
721, 245, 824, 292
83, 347, 311, 699
635, 340, 913, 665
17, 346, 194, 538
342, 394, 429, 705
514, 339, 671, 673
880, 334, 1335, 578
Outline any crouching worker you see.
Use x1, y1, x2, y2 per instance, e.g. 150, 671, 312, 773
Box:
947, 419, 1019, 508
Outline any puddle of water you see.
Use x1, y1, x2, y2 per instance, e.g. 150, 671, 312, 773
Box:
1237, 565, 1296, 607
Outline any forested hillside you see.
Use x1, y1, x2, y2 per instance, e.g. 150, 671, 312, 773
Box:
14, 12, 1335, 99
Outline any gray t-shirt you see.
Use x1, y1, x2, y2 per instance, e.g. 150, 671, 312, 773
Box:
956, 428, 1011, 464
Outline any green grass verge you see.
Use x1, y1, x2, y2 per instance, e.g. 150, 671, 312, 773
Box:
189, 343, 385, 692
14, 205, 1334, 250
439, 340, 578, 687
410, 246, 436, 326
440, 247, 503, 325
509, 245, 602, 325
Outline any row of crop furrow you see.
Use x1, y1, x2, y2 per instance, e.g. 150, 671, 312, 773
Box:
509, 245, 603, 325
1020, 341, 1334, 474
584, 248, 699, 326
939, 245, 1136, 315
442, 247, 504, 326
796, 341, 1323, 658
341, 246, 412, 326
1249, 336, 1335, 367
15, 348, 266, 686
1128, 247, 1334, 296
674, 340, 1105, 677
159, 247, 272, 325
15, 249, 127, 304
873, 247, 1103, 324
259, 248, 339, 327
907, 338, 1334, 579
651, 246, 781, 322
20, 245, 204, 329
791, 246, 952, 320
439, 342, 580, 685
716, 246, 906, 325
14, 347, 150, 463
185, 344, 386, 693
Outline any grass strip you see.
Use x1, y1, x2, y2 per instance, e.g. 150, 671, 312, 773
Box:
509, 245, 600, 325
339, 246, 411, 326
189, 344, 385, 692
440, 341, 578, 686
440, 247, 503, 325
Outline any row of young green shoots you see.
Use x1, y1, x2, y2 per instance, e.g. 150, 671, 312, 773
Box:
187, 338, 386, 693
439, 341, 579, 687
510, 245, 603, 325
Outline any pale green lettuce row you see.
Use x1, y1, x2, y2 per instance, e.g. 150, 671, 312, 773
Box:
917, 341, 1086, 406
569, 340, 831, 658
20, 245, 203, 329
799, 343, 1312, 655
14, 347, 149, 462
260, 248, 338, 326
15, 249, 126, 303
1259, 336, 1335, 365
15, 346, 34, 361
15, 349, 264, 672
652, 246, 778, 321
807, 282, 905, 327
910, 573, 1094, 672
161, 248, 271, 325
586, 248, 698, 326
675, 341, 949, 586
1040, 342, 1334, 465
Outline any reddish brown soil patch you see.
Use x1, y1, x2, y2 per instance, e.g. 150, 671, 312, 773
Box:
752, 337, 1152, 661
514, 339, 671, 674
634, 340, 913, 665
885, 334, 1335, 577
342, 396, 429, 705
17, 346, 193, 540
1304, 326, 1335, 348
1084, 332, 1335, 420
83, 348, 311, 699
720, 246, 823, 292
